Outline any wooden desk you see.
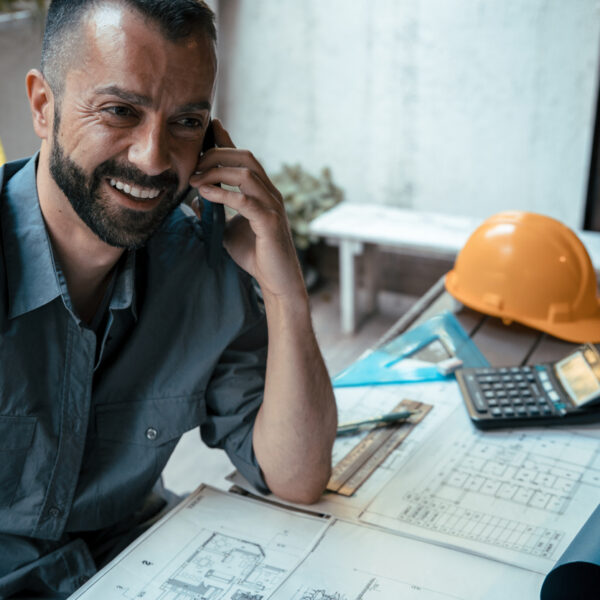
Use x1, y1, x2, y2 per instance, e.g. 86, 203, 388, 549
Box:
378, 275, 579, 366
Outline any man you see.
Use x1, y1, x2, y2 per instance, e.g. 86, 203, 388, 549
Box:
0, 0, 337, 595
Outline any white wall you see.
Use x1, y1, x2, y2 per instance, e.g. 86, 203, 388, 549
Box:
0, 16, 44, 161
217, 0, 600, 230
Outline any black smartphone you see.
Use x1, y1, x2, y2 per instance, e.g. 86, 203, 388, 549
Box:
200, 119, 225, 264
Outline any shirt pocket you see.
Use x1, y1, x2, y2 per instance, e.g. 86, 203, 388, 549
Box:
0, 415, 36, 507
94, 396, 204, 493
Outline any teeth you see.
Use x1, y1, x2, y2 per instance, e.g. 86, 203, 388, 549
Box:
109, 179, 161, 200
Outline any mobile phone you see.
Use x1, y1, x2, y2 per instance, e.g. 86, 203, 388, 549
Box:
456, 343, 600, 429
200, 120, 225, 265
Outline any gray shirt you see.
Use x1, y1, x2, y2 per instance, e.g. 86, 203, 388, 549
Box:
0, 156, 269, 596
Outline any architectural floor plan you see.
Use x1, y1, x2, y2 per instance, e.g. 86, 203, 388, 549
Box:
70, 486, 330, 600
360, 405, 600, 573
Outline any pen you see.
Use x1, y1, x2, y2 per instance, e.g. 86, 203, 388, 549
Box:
336, 410, 414, 436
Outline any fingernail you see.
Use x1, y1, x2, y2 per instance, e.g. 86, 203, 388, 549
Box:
199, 185, 212, 193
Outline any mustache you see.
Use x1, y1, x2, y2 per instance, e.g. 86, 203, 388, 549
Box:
93, 160, 179, 190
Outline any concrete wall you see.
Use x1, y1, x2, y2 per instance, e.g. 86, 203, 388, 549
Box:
0, 15, 44, 161
217, 0, 600, 230
2, 2, 599, 231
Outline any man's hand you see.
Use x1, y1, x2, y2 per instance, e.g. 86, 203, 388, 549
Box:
190, 120, 337, 504
189, 119, 305, 303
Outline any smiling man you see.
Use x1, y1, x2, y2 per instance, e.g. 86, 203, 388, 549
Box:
0, 0, 337, 596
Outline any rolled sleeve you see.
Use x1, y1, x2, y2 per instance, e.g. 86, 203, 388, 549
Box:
200, 274, 270, 494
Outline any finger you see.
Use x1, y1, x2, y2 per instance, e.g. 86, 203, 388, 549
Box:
194, 148, 281, 200
211, 118, 236, 149
197, 184, 286, 235
191, 166, 274, 205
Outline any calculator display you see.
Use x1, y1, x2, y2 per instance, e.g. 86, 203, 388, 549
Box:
554, 351, 600, 407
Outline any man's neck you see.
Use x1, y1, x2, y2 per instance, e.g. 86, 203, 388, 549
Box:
36, 151, 124, 323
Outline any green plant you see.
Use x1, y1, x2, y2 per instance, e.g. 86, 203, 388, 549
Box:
271, 164, 343, 250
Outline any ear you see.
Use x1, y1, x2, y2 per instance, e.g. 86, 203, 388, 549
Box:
26, 69, 54, 140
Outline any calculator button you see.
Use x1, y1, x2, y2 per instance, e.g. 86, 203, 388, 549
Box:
520, 389, 532, 397
528, 406, 540, 416
495, 390, 507, 398
531, 383, 541, 395
470, 389, 488, 413
542, 381, 553, 392
526, 397, 538, 405
491, 408, 503, 417
518, 381, 529, 389
498, 368, 509, 374
503, 407, 515, 417
513, 374, 524, 382
480, 384, 492, 391
541, 407, 552, 416
500, 398, 511, 406
527, 374, 536, 382
538, 371, 549, 382
487, 399, 499, 407
505, 382, 516, 389
510, 367, 520, 373
508, 390, 519, 397
512, 398, 524, 406
484, 391, 495, 399
516, 406, 527, 416
501, 375, 512, 382
548, 391, 560, 402
493, 383, 504, 390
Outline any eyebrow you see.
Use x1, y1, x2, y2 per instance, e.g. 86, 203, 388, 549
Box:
94, 85, 212, 112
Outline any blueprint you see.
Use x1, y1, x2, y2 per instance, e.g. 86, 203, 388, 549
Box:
230, 380, 463, 521
69, 486, 330, 599
360, 403, 600, 573
271, 519, 543, 600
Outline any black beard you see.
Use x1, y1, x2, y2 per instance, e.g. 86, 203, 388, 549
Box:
48, 119, 188, 250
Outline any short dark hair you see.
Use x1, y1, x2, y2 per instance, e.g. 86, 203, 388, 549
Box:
41, 0, 216, 96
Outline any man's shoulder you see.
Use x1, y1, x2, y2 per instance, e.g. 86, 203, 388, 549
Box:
0, 157, 32, 194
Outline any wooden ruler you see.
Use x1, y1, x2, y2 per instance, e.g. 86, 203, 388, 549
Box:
327, 399, 431, 496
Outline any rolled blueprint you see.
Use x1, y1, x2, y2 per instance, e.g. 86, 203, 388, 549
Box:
540, 503, 600, 599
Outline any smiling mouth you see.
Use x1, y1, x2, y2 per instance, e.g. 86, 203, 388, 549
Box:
109, 178, 162, 200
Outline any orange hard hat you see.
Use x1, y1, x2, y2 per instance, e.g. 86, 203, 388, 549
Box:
445, 210, 600, 343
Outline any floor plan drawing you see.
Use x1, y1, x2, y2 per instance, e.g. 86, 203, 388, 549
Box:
270, 519, 542, 600
70, 486, 330, 600
360, 407, 600, 573
154, 532, 285, 599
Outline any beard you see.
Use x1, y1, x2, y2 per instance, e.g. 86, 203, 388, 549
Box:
48, 116, 190, 250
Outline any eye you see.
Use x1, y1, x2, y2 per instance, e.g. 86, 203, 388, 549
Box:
103, 105, 136, 118
175, 117, 203, 129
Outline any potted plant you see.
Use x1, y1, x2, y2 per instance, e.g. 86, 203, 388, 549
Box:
271, 164, 344, 290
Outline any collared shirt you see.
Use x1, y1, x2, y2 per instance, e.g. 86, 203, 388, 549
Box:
0, 156, 269, 596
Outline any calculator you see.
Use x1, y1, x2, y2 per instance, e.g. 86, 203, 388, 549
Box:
456, 343, 600, 429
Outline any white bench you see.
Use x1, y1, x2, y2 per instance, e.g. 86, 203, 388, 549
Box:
308, 203, 600, 335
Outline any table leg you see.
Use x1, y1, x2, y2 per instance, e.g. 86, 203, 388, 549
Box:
340, 239, 363, 334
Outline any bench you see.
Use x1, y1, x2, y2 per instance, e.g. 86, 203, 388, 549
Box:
308, 203, 600, 335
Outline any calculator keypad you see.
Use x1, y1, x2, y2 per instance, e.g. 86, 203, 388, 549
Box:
462, 365, 567, 420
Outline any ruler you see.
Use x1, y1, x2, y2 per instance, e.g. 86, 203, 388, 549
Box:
327, 399, 431, 496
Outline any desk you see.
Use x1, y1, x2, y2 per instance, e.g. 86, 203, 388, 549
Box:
73, 280, 596, 599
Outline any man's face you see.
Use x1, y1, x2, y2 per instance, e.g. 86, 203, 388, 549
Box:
47, 5, 217, 249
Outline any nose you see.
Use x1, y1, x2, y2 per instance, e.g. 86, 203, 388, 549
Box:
127, 119, 171, 176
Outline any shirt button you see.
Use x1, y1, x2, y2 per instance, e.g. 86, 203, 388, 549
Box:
49, 506, 61, 518
145, 427, 158, 441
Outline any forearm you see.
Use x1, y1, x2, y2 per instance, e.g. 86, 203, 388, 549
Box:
252, 290, 337, 504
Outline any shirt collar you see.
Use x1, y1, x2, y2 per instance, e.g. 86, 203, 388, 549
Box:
2, 154, 62, 319
1, 154, 138, 321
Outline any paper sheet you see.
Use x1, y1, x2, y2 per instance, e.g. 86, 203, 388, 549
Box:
230, 380, 464, 522
272, 519, 543, 600
69, 486, 330, 599
360, 399, 600, 574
